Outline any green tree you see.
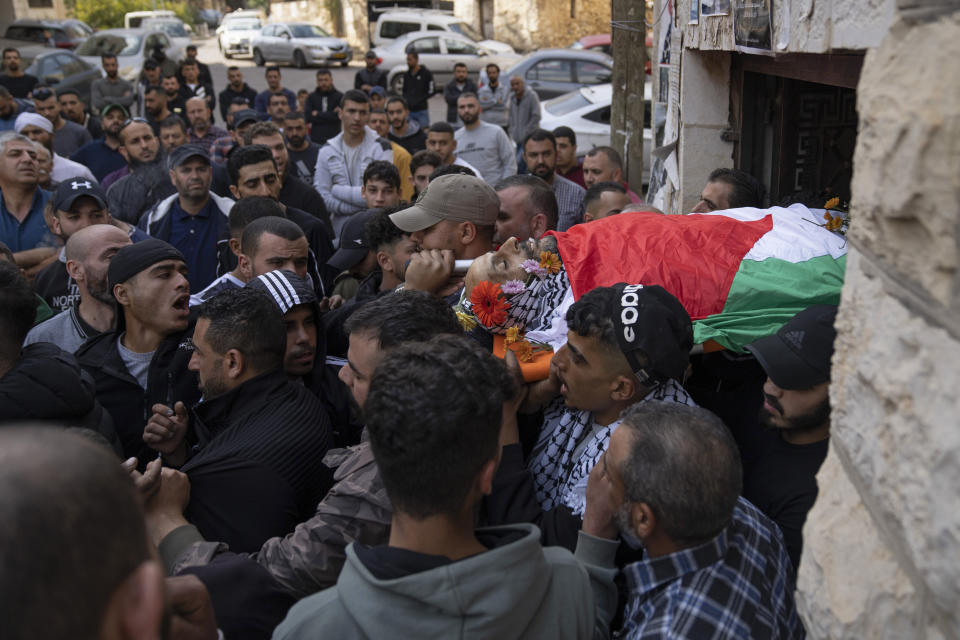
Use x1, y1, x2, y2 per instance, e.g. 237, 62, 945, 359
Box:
74, 0, 198, 29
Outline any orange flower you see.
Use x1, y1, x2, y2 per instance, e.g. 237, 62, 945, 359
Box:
469, 281, 510, 327
504, 326, 520, 346
539, 251, 561, 275
824, 197, 840, 210
509, 339, 535, 362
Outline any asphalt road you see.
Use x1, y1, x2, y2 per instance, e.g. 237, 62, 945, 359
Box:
191, 36, 448, 126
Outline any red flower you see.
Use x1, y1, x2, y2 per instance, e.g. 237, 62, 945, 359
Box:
470, 281, 510, 327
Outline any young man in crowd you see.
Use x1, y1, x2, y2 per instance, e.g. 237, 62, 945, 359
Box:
185, 96, 227, 148
31, 86, 92, 158
426, 121, 480, 175
581, 146, 641, 202
0, 48, 38, 99
274, 334, 618, 638
218, 66, 257, 123
137, 145, 234, 291
76, 239, 200, 463
367, 108, 413, 200
443, 62, 477, 126
401, 50, 434, 129
588, 401, 804, 638
408, 149, 441, 199
484, 284, 698, 550
15, 113, 96, 185
306, 69, 342, 145
386, 96, 426, 154
210, 106, 259, 165
90, 53, 135, 113
355, 50, 387, 92
522, 129, 585, 231
58, 89, 102, 139
136, 59, 162, 117
692, 167, 766, 212
159, 115, 189, 153
492, 174, 559, 245
284, 111, 321, 183
255, 66, 296, 115
104, 119, 175, 222
368, 85, 386, 111
454, 92, 517, 184
26, 223, 131, 353
182, 44, 214, 86
143, 286, 332, 554
267, 93, 291, 122
0, 86, 29, 132
143, 84, 175, 134
553, 126, 585, 187
583, 182, 632, 222
478, 62, 509, 129
508, 76, 540, 147
33, 179, 112, 314
313, 89, 393, 236
180, 60, 215, 114
70, 104, 128, 181
161, 74, 189, 119
741, 305, 837, 570
245, 121, 332, 237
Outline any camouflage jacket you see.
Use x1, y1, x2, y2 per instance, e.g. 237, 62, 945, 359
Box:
168, 440, 393, 600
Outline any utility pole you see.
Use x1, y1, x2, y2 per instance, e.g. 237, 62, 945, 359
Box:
610, 0, 647, 191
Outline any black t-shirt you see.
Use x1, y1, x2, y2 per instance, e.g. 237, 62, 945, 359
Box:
288, 142, 321, 182
741, 424, 829, 571
33, 258, 78, 314
0, 73, 39, 99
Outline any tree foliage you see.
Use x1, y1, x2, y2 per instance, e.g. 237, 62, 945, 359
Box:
74, 0, 198, 30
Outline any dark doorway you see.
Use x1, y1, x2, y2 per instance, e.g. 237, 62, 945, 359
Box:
733, 53, 863, 206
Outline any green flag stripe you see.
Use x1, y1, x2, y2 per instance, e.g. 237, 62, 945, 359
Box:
693, 254, 846, 352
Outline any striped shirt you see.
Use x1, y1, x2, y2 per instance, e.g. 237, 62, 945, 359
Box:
620, 497, 805, 639
552, 174, 585, 231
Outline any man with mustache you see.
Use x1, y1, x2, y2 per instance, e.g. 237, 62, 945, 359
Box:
521, 129, 585, 231
104, 118, 177, 222
741, 304, 837, 570
137, 145, 234, 291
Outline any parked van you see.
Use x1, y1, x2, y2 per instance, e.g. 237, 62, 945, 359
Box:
371, 9, 515, 54
125, 10, 176, 29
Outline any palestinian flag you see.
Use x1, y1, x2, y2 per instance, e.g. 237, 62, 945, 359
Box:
547, 206, 847, 352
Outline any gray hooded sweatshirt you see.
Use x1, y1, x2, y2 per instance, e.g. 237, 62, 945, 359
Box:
273, 523, 618, 640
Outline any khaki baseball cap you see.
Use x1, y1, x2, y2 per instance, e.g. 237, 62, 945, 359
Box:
390, 174, 500, 232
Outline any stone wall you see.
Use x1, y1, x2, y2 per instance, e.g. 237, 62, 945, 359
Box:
487, 0, 611, 52
268, 0, 369, 49
797, 9, 960, 639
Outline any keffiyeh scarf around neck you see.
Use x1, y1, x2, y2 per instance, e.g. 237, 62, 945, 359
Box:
529, 379, 697, 516
462, 266, 571, 334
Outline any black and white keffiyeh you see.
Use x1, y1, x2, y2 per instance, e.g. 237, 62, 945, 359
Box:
461, 266, 571, 334
529, 379, 697, 515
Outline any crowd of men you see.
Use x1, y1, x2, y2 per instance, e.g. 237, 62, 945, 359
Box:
1, 42, 831, 640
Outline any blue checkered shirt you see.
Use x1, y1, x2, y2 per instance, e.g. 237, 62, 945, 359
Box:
553, 174, 585, 231
619, 497, 805, 639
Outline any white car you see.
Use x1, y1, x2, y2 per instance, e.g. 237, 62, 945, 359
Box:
141, 18, 192, 50
251, 22, 352, 68
217, 17, 262, 58
75, 28, 183, 84
539, 84, 652, 183
375, 31, 519, 94
372, 9, 515, 55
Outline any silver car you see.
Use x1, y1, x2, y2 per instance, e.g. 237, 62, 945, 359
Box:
76, 28, 183, 84
375, 31, 519, 95
251, 23, 352, 68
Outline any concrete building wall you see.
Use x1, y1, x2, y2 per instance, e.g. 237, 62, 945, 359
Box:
268, 0, 369, 50
797, 9, 960, 638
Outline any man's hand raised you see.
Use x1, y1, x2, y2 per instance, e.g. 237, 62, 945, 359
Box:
403, 249, 457, 296
144, 401, 189, 458
145, 467, 192, 547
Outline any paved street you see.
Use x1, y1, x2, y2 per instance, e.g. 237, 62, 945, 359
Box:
191, 36, 447, 126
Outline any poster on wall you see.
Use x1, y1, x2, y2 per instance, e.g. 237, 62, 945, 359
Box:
701, 0, 730, 17
733, 0, 773, 51
689, 0, 699, 24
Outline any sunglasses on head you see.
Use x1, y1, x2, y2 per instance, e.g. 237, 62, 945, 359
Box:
122, 117, 150, 128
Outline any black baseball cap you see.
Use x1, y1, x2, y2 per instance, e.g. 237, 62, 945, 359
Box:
167, 143, 210, 170
328, 209, 375, 272
365, 51, 377, 59
233, 109, 260, 128
607, 283, 693, 384
746, 304, 838, 390
53, 177, 107, 212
